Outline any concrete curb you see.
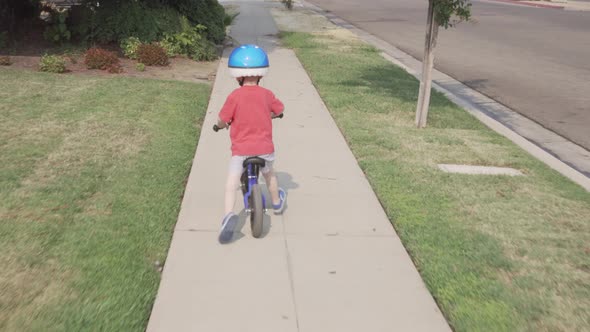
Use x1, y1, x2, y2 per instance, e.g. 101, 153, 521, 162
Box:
487, 0, 565, 9
484, 0, 590, 11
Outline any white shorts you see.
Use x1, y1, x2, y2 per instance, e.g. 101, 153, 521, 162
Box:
228, 153, 275, 175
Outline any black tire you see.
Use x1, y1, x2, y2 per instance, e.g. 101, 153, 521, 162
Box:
250, 184, 264, 238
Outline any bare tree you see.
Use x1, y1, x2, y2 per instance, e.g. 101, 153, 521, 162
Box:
415, 0, 472, 128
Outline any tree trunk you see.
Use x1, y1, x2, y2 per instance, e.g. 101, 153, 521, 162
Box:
415, 0, 439, 128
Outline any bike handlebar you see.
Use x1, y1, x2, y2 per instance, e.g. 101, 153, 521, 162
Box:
213, 112, 284, 132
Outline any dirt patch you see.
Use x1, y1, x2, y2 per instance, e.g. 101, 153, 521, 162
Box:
4, 54, 219, 84
0, 255, 74, 331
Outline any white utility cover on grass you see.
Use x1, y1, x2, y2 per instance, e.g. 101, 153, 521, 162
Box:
438, 164, 524, 176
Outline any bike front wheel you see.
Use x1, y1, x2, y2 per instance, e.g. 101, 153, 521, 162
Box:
249, 184, 264, 238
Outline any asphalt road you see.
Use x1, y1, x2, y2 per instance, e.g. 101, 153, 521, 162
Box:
306, 0, 590, 150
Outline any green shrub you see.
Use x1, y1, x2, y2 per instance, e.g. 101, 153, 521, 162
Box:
69, 1, 226, 45
121, 36, 142, 59
224, 12, 238, 27
71, 2, 184, 44
136, 62, 145, 72
164, 0, 226, 44
179, 15, 192, 32
159, 37, 182, 57
39, 55, 66, 73
84, 48, 120, 70
137, 43, 168, 66
0, 55, 11, 66
160, 25, 217, 61
44, 10, 71, 44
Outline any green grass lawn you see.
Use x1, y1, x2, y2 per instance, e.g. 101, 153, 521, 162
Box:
281, 31, 590, 332
0, 68, 210, 331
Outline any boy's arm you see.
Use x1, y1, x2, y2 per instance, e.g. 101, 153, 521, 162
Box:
218, 93, 237, 128
270, 92, 285, 116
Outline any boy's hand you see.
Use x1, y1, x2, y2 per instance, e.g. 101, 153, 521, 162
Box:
213, 123, 229, 132
214, 118, 230, 132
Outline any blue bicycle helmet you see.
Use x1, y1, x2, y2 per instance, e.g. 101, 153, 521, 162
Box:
228, 44, 269, 78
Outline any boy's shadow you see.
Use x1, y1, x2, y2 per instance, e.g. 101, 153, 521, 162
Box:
275, 172, 299, 192
229, 172, 299, 242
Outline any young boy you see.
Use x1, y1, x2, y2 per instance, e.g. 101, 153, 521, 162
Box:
216, 44, 286, 243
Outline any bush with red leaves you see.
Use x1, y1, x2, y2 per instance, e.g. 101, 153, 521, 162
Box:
107, 64, 123, 73
84, 48, 120, 71
136, 43, 168, 66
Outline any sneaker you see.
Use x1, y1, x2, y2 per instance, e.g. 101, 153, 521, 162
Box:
219, 212, 238, 244
272, 188, 287, 215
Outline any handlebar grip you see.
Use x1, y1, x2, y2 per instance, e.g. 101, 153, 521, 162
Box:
213, 124, 220, 132
273, 113, 284, 119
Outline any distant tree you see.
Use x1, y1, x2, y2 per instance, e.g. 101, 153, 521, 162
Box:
415, 0, 471, 128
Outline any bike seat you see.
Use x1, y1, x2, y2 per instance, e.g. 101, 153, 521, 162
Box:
243, 157, 266, 168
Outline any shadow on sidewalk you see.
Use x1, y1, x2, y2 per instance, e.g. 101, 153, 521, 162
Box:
276, 171, 299, 192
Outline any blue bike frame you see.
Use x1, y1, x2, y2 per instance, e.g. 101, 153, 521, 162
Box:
243, 162, 266, 211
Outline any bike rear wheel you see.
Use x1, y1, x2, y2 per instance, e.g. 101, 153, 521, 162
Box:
249, 184, 264, 238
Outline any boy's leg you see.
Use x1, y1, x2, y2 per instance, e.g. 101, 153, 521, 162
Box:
219, 157, 243, 243
224, 172, 241, 215
262, 164, 286, 214
262, 169, 280, 205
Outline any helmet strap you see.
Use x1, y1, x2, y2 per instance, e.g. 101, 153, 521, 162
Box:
257, 77, 261, 85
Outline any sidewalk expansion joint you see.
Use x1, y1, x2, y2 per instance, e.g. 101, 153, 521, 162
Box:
176, 228, 217, 233
281, 216, 301, 331
285, 233, 397, 238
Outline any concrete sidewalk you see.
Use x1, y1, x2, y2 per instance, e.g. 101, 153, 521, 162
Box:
147, 1, 450, 331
